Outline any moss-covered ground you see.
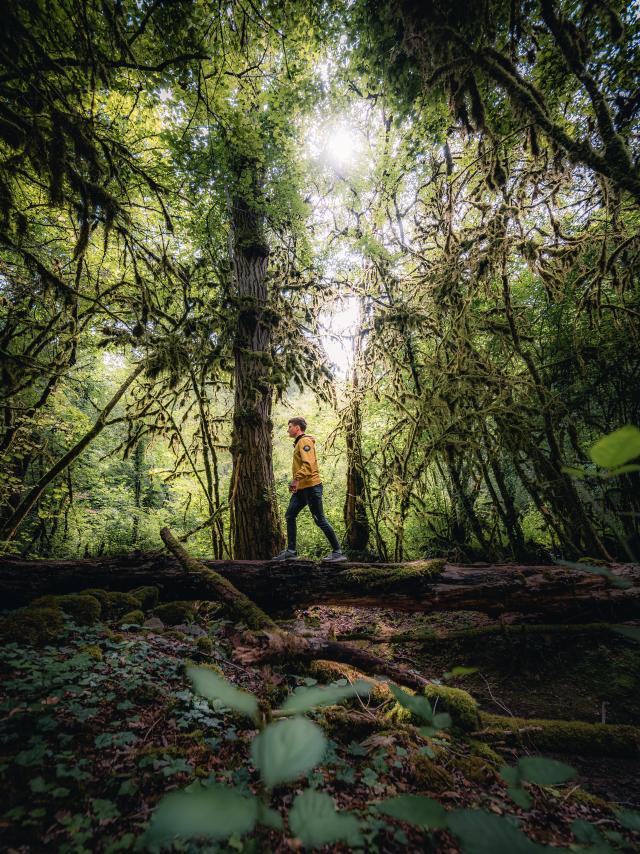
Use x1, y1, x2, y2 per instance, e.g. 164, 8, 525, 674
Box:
1, 596, 639, 852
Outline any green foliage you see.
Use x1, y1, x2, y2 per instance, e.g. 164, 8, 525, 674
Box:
251, 717, 327, 788
187, 665, 260, 724
501, 757, 576, 810
376, 794, 447, 828
277, 679, 372, 714
289, 789, 362, 847
147, 784, 259, 844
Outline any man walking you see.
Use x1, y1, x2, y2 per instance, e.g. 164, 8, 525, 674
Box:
273, 417, 347, 562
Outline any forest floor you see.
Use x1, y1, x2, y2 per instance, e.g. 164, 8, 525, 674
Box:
1, 594, 639, 853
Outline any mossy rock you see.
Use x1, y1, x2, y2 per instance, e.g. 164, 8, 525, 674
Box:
130, 586, 159, 610
154, 601, 195, 626
342, 559, 446, 590
453, 754, 495, 785
78, 589, 140, 619
479, 712, 640, 757
468, 739, 504, 767
424, 685, 480, 732
196, 636, 213, 654
309, 660, 392, 704
31, 593, 101, 626
120, 610, 144, 625
410, 753, 455, 793
322, 708, 379, 740
0, 607, 66, 646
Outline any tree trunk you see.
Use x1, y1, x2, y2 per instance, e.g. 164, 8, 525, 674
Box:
2, 553, 638, 620
228, 161, 283, 559
343, 318, 369, 551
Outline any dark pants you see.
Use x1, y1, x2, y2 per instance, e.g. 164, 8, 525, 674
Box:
285, 483, 340, 552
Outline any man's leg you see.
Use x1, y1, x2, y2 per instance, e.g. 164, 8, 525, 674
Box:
307, 484, 341, 551
284, 490, 307, 552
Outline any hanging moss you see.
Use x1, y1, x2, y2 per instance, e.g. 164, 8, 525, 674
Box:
154, 601, 195, 625
0, 607, 66, 646
341, 559, 446, 589
479, 712, 640, 757
424, 685, 481, 732
130, 586, 159, 610
30, 594, 101, 625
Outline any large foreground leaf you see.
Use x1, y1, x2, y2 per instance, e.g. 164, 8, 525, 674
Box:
289, 789, 361, 848
589, 426, 640, 469
447, 810, 550, 854
187, 666, 259, 722
250, 717, 326, 788
278, 679, 372, 714
376, 794, 447, 828
147, 785, 258, 843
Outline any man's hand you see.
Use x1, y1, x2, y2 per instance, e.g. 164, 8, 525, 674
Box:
289, 479, 299, 493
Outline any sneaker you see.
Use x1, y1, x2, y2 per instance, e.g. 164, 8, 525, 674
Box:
322, 550, 348, 563
272, 549, 297, 562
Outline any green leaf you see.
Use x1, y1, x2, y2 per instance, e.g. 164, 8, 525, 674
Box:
606, 464, 640, 476
389, 684, 434, 723
376, 794, 447, 829
613, 626, 640, 643
499, 765, 520, 786
444, 666, 478, 680
289, 789, 362, 848
446, 809, 547, 853
589, 426, 640, 468
148, 785, 258, 843
517, 757, 576, 786
432, 712, 452, 730
571, 819, 603, 844
518, 756, 576, 786
615, 808, 640, 831
507, 786, 533, 809
257, 802, 283, 831
187, 666, 259, 723
555, 560, 632, 590
250, 717, 326, 788
29, 776, 52, 793
93, 799, 120, 820
277, 679, 372, 714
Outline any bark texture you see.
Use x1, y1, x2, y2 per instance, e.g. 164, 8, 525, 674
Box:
228, 165, 283, 560
1, 554, 638, 620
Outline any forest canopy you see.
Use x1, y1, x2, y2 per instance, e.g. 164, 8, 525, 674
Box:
0, 0, 639, 564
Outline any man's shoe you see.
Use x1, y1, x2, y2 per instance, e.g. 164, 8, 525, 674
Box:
272, 549, 297, 562
322, 550, 347, 563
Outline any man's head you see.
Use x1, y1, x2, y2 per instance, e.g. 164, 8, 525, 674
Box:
287, 417, 307, 438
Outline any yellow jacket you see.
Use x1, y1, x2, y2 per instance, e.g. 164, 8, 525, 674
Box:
292, 434, 322, 489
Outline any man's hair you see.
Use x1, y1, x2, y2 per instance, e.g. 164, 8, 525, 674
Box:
288, 417, 307, 432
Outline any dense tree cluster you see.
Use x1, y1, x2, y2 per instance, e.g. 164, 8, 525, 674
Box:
1, 0, 638, 561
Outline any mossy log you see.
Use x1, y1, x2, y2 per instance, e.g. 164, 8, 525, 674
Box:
160, 528, 430, 691
476, 712, 640, 757
0, 553, 638, 620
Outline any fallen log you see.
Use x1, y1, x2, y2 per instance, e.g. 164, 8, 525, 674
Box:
159, 528, 429, 691
0, 553, 638, 620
